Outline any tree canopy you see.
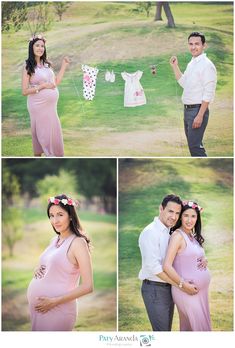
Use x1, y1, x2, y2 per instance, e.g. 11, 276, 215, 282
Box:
4, 158, 116, 200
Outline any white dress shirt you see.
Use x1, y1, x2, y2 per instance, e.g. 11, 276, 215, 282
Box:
178, 53, 217, 105
138, 217, 170, 282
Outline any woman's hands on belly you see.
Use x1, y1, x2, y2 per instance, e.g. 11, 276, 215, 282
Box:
34, 296, 59, 313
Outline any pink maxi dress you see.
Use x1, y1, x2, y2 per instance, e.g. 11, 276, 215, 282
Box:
27, 64, 64, 157
171, 230, 211, 331
27, 235, 80, 331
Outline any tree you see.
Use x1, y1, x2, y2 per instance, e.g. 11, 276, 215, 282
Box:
2, 165, 23, 257
5, 158, 117, 213
3, 207, 24, 257
155, 2, 176, 28
27, 2, 53, 34
137, 2, 152, 17
2, 2, 27, 32
2, 2, 53, 34
163, 2, 175, 28
53, 2, 71, 21
36, 169, 78, 207
68, 159, 116, 213
155, 1, 163, 21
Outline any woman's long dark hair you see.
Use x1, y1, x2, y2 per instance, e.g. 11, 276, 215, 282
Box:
25, 37, 51, 76
170, 202, 205, 246
47, 194, 91, 249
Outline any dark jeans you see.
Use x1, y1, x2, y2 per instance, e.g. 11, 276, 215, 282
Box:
184, 106, 209, 157
141, 281, 174, 331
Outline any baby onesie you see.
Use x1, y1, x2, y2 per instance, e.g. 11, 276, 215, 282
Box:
82, 64, 99, 100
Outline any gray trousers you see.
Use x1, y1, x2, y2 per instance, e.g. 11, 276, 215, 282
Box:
141, 281, 174, 331
184, 106, 209, 157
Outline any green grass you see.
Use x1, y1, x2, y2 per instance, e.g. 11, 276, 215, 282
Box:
118, 158, 233, 331
2, 2, 233, 157
2, 210, 116, 331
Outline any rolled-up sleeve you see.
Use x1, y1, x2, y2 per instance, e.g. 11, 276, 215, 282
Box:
202, 65, 217, 102
177, 73, 186, 88
139, 230, 163, 275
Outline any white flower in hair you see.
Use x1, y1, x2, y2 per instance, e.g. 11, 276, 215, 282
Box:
188, 201, 194, 207
50, 197, 55, 203
61, 199, 68, 205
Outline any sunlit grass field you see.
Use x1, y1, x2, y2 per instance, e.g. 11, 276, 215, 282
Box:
2, 2, 233, 156
118, 158, 233, 331
2, 209, 116, 331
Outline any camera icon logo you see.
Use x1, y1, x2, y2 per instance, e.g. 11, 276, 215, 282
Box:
139, 335, 153, 346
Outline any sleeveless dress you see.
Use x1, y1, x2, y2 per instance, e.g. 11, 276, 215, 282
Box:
121, 71, 146, 107
27, 235, 80, 331
171, 230, 211, 331
27, 64, 64, 157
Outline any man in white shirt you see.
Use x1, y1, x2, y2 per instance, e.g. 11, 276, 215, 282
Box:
139, 194, 198, 331
170, 32, 217, 157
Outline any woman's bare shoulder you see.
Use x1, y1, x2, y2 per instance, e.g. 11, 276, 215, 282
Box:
170, 230, 183, 242
71, 236, 88, 249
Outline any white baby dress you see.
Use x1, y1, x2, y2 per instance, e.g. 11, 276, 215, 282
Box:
121, 70, 146, 107
82, 64, 99, 100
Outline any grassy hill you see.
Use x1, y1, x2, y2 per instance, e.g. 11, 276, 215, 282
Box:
2, 2, 233, 156
118, 158, 233, 331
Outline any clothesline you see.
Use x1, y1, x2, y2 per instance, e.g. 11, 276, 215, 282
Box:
75, 59, 167, 75
74, 56, 232, 76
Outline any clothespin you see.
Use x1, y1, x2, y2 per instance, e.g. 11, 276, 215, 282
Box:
151, 65, 157, 76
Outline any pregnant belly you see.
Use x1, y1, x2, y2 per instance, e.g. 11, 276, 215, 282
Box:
27, 278, 76, 315
27, 278, 60, 305
28, 89, 59, 110
184, 268, 211, 290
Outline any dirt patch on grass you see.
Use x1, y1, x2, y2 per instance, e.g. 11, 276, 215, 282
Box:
91, 128, 187, 156
79, 23, 186, 63
76, 290, 116, 331
2, 291, 30, 331
49, 20, 186, 65
2, 118, 30, 137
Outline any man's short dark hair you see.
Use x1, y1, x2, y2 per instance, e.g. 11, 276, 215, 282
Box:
161, 194, 182, 209
188, 32, 206, 44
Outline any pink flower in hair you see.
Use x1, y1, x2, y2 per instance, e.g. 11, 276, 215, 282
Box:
73, 200, 79, 207
54, 198, 60, 205
67, 198, 73, 205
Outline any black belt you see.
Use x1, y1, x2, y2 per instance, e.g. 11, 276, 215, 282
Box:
143, 279, 171, 287
184, 104, 201, 109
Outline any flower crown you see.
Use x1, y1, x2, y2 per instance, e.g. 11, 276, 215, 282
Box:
29, 34, 46, 42
182, 200, 203, 212
48, 196, 79, 208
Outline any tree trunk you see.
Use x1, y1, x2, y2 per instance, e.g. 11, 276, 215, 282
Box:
163, 2, 176, 28
155, 2, 163, 21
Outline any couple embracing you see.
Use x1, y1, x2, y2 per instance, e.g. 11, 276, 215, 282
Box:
139, 194, 211, 331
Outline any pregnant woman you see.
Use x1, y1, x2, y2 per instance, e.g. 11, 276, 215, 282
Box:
27, 194, 93, 331
22, 34, 70, 157
163, 200, 211, 331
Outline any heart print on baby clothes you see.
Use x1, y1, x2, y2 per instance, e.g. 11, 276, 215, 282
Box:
121, 70, 146, 107
82, 64, 99, 100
